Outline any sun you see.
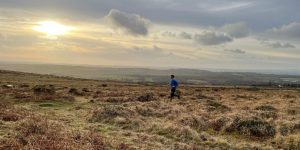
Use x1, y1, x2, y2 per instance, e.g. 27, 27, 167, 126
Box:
33, 21, 74, 36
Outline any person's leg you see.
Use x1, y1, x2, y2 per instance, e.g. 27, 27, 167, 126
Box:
170, 88, 175, 100
176, 91, 180, 99
174, 90, 180, 99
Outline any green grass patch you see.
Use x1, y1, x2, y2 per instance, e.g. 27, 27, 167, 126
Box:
39, 103, 56, 107
38, 101, 71, 108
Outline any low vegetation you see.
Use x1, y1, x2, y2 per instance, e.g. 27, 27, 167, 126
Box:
226, 118, 276, 138
0, 70, 300, 149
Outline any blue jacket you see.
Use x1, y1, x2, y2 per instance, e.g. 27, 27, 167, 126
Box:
170, 79, 178, 89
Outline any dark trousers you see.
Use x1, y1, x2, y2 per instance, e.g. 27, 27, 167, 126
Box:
170, 88, 179, 100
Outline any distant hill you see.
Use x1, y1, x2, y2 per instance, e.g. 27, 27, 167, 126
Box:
0, 63, 300, 86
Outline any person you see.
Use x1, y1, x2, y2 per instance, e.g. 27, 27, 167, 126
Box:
170, 75, 180, 100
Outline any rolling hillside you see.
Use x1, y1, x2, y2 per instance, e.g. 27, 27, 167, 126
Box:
0, 63, 300, 86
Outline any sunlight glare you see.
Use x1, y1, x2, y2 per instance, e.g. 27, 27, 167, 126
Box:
33, 21, 74, 36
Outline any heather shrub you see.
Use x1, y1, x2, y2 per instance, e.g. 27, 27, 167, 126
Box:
206, 100, 231, 112
136, 93, 157, 102
33, 85, 55, 95
226, 118, 276, 138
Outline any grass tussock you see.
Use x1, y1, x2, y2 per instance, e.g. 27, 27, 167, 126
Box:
136, 93, 157, 102
9, 85, 75, 103
287, 107, 299, 115
209, 117, 230, 132
206, 100, 231, 112
273, 135, 300, 150
255, 105, 278, 112
196, 94, 215, 100
90, 105, 136, 122
89, 105, 144, 129
149, 124, 200, 143
106, 97, 132, 103
0, 102, 28, 122
255, 105, 278, 119
226, 118, 276, 138
0, 116, 111, 150
177, 115, 209, 132
33, 85, 55, 95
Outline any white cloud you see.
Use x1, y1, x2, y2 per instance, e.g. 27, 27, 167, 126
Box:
178, 32, 192, 39
129, 45, 171, 58
194, 31, 233, 45
264, 22, 300, 40
224, 49, 246, 54
261, 41, 295, 49
0, 33, 4, 40
208, 2, 253, 12
158, 22, 249, 45
105, 9, 151, 36
0, 33, 38, 48
161, 31, 176, 38
220, 22, 250, 38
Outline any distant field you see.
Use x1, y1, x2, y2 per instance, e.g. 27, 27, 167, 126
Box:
0, 70, 300, 149
1, 63, 300, 86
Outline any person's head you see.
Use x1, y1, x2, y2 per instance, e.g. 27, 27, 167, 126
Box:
170, 75, 175, 79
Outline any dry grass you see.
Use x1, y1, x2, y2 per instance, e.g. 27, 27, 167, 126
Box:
0, 70, 300, 149
1, 115, 111, 150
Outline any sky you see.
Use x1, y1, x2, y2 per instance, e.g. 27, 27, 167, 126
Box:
0, 0, 300, 71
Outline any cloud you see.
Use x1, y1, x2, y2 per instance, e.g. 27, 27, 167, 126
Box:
224, 49, 246, 54
261, 41, 296, 49
161, 31, 176, 38
95, 45, 198, 67
208, 2, 253, 12
105, 9, 150, 36
264, 22, 300, 40
129, 45, 171, 58
194, 31, 233, 45
0, 33, 39, 48
123, 45, 195, 63
1, 0, 300, 32
1, 0, 300, 70
0, 33, 4, 40
158, 22, 249, 46
161, 31, 192, 39
178, 32, 192, 39
220, 22, 250, 38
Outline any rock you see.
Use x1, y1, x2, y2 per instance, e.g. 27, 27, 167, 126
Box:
2, 84, 14, 88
